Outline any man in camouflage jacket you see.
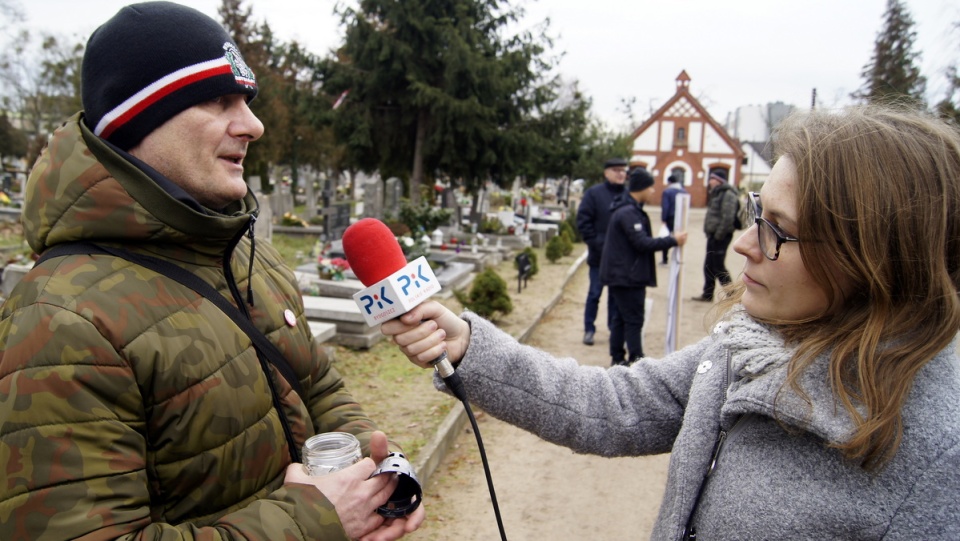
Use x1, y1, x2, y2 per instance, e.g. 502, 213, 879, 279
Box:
0, 3, 422, 540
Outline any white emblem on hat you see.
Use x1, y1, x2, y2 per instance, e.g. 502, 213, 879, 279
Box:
223, 42, 256, 87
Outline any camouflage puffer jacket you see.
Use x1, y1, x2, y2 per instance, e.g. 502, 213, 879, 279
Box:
0, 114, 380, 540
703, 182, 739, 240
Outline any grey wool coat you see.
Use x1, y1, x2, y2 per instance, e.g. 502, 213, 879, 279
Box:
439, 311, 960, 540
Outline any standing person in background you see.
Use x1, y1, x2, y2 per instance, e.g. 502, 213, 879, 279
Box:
576, 158, 627, 345
0, 3, 423, 540
660, 172, 688, 264
383, 105, 960, 540
693, 169, 738, 302
601, 169, 687, 365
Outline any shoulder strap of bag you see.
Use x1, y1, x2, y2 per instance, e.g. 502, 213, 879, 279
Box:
38, 242, 305, 462
38, 242, 305, 398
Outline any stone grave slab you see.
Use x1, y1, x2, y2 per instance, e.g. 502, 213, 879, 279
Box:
308, 321, 337, 343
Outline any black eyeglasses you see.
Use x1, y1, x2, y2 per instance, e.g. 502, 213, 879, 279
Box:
749, 192, 800, 261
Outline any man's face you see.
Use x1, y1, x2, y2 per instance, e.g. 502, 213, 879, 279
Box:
604, 166, 627, 184
128, 94, 264, 210
631, 185, 655, 204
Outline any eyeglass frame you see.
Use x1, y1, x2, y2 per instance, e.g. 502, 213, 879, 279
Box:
749, 192, 800, 261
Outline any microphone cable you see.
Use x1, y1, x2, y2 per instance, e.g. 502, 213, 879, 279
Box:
432, 353, 508, 541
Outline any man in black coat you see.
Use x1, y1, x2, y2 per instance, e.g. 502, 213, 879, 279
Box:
576, 158, 627, 346
600, 169, 687, 365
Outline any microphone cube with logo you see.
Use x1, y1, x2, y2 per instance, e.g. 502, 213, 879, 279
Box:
352, 256, 441, 327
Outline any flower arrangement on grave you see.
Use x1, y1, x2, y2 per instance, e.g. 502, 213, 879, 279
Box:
280, 212, 308, 227
396, 233, 430, 262
314, 241, 348, 280
318, 256, 350, 281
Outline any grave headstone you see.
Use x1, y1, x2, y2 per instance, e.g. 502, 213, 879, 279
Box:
363, 177, 384, 220
478, 189, 490, 215
440, 190, 461, 229
248, 175, 262, 194
257, 193, 273, 242
321, 177, 351, 240
271, 184, 295, 220
385, 177, 402, 219
305, 171, 317, 223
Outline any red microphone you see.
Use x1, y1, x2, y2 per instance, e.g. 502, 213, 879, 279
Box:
342, 218, 458, 383
342, 218, 409, 285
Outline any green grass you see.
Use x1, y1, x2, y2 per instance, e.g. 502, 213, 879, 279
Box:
271, 233, 320, 268
330, 340, 455, 457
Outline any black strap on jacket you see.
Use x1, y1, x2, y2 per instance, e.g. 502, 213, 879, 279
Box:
37, 241, 304, 462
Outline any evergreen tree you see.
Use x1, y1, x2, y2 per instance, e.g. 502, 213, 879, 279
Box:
525, 79, 593, 183
946, 17, 960, 124
321, 0, 560, 204
572, 123, 632, 187
854, 0, 926, 107
935, 64, 960, 126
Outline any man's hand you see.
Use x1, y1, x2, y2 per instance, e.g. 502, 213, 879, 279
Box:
285, 431, 425, 540
674, 231, 688, 246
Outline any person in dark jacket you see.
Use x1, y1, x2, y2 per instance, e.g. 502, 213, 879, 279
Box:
0, 3, 423, 540
660, 172, 688, 264
576, 158, 627, 346
600, 169, 687, 365
693, 169, 739, 301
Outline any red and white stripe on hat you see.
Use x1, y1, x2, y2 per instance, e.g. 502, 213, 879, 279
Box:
94, 57, 234, 140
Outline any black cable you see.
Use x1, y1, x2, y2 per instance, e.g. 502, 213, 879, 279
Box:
440, 371, 508, 541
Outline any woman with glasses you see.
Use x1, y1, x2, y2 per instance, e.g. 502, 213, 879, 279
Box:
382, 106, 960, 540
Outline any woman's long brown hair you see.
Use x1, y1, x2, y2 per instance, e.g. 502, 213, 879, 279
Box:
719, 106, 960, 470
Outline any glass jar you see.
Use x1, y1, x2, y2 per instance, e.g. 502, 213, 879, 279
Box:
302, 432, 362, 476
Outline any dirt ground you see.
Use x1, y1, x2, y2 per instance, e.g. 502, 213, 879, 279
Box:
405, 208, 747, 540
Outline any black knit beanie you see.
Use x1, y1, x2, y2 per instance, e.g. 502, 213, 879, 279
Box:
628, 168, 655, 192
81, 1, 258, 150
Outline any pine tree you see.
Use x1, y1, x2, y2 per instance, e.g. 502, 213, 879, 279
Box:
853, 0, 926, 107
321, 0, 561, 204
936, 66, 960, 126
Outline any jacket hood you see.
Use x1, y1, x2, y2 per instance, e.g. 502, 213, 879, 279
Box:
23, 113, 257, 262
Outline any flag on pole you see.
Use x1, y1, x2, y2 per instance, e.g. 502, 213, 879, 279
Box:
665, 193, 691, 354
332, 89, 350, 110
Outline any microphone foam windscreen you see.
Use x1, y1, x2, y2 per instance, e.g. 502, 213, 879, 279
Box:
342, 218, 409, 286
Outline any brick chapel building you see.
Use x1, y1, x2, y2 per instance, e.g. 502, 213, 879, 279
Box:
629, 71, 745, 208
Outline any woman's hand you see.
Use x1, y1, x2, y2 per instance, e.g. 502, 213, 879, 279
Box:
381, 301, 471, 367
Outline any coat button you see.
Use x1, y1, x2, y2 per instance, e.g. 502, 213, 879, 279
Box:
696, 360, 713, 374
283, 309, 297, 327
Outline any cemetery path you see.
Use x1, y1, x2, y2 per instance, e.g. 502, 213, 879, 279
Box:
405, 208, 745, 540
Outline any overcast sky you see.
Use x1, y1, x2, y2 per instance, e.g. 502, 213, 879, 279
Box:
19, 0, 960, 131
